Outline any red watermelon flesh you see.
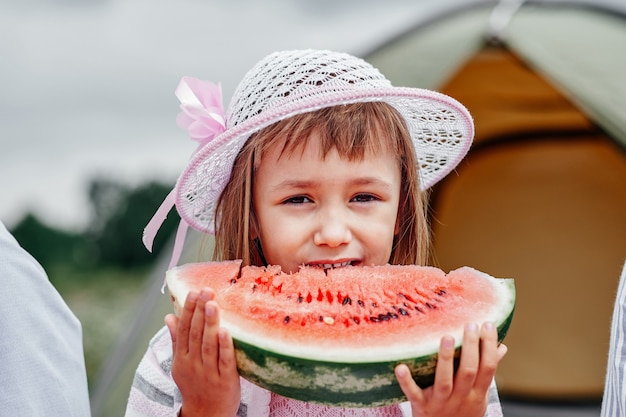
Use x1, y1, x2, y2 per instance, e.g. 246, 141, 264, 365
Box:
166, 261, 514, 362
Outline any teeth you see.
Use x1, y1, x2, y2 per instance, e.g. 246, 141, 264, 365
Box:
322, 261, 351, 269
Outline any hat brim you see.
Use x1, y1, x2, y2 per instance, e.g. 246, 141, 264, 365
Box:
175, 86, 473, 234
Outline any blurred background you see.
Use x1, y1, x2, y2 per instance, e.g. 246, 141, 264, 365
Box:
2, 0, 626, 416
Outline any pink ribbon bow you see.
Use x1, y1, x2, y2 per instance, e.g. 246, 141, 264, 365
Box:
175, 76, 226, 150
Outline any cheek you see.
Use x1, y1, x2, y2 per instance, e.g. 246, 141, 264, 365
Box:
258, 219, 300, 259
378, 234, 396, 263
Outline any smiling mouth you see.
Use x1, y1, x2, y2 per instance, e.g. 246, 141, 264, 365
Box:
307, 261, 358, 270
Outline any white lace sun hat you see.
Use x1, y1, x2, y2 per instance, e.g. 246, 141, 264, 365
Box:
144, 49, 474, 266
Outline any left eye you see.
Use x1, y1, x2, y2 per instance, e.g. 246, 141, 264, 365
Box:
283, 196, 312, 205
351, 194, 378, 203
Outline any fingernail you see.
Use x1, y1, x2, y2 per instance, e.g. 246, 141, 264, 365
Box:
484, 322, 495, 331
466, 322, 478, 333
186, 291, 198, 302
200, 289, 212, 301
395, 365, 407, 377
205, 303, 215, 316
442, 336, 455, 348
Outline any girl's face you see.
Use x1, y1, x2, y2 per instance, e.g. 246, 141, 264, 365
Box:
253, 130, 401, 273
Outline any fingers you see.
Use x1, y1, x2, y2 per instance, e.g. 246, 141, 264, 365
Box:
173, 289, 216, 356
497, 343, 508, 361
394, 334, 459, 408
168, 288, 241, 415
473, 322, 504, 392
218, 328, 239, 378
174, 288, 236, 373
164, 313, 179, 344
432, 322, 499, 398
176, 291, 200, 355
432, 335, 456, 399
201, 301, 221, 366
395, 364, 422, 403
453, 323, 480, 394
188, 289, 215, 356
397, 323, 504, 416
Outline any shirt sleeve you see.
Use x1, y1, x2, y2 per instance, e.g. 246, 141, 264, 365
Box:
125, 326, 182, 417
0, 220, 91, 416
601, 260, 626, 417
126, 327, 261, 417
484, 377, 503, 417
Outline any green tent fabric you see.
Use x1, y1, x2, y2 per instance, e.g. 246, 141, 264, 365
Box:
507, 7, 626, 149
366, 4, 626, 149
368, 2, 626, 402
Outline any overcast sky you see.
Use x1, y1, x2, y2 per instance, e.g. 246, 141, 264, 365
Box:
1, 0, 460, 231
2, 0, 624, 231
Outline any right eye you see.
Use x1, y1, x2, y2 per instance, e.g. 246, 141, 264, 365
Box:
282, 195, 312, 205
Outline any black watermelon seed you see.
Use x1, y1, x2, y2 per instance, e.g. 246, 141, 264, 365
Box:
398, 308, 409, 316
283, 316, 290, 324
342, 297, 351, 305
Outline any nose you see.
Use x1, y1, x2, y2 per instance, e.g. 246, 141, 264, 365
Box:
313, 214, 352, 248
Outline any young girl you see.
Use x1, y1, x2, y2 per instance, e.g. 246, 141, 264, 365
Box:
128, 49, 508, 417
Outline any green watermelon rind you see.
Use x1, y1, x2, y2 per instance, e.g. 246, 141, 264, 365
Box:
167, 264, 516, 407
232, 296, 515, 408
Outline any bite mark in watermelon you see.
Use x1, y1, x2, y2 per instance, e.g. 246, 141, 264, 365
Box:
166, 261, 515, 407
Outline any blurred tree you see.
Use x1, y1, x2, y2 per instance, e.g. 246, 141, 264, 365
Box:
10, 177, 177, 272
86, 178, 177, 268
10, 213, 86, 270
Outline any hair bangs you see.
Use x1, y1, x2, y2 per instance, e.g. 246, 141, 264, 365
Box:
252, 102, 409, 166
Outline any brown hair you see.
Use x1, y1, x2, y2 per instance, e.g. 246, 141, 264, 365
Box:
213, 101, 430, 266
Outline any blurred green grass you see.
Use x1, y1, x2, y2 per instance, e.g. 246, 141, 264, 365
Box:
52, 265, 151, 388
51, 232, 208, 416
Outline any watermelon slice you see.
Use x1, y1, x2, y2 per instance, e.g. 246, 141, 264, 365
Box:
166, 261, 515, 407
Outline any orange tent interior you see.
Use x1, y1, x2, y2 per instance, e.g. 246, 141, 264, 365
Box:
430, 46, 626, 401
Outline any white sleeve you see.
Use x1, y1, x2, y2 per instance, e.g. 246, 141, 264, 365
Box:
0, 220, 91, 416
601, 260, 626, 417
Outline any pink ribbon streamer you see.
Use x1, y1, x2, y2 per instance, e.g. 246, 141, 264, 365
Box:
141, 76, 226, 274
142, 189, 176, 253
142, 189, 188, 272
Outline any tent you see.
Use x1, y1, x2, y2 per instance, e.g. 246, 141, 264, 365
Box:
91, 1, 626, 416
366, 0, 626, 402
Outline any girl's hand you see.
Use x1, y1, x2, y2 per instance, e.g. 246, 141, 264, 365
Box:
165, 288, 241, 417
395, 322, 508, 417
